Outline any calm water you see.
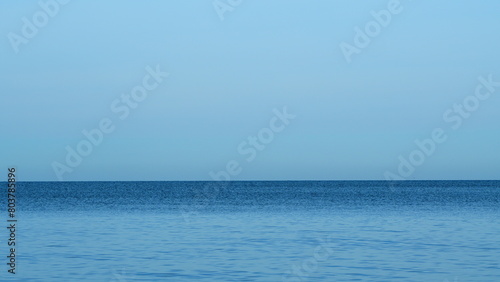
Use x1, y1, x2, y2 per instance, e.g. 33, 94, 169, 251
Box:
3, 181, 500, 281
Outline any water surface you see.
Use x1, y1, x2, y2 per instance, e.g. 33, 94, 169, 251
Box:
4, 181, 499, 281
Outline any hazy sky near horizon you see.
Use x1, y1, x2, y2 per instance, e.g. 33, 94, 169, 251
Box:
1, 0, 500, 181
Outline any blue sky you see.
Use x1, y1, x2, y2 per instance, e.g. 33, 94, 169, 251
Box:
1, 0, 499, 181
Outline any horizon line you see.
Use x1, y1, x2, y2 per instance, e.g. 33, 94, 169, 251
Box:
3, 179, 500, 183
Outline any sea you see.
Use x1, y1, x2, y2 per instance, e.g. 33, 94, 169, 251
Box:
2, 181, 500, 281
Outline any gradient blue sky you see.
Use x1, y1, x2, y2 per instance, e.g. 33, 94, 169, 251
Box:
1, 0, 499, 181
